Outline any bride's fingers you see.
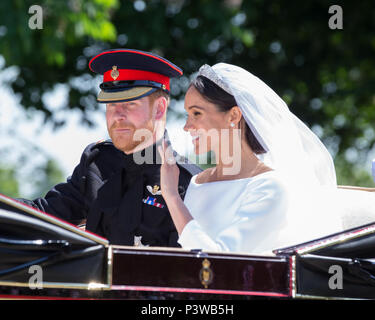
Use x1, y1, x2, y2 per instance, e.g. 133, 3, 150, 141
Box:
158, 139, 176, 165
163, 140, 176, 165
157, 145, 165, 164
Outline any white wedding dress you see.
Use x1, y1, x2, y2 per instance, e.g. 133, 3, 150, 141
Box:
179, 171, 344, 255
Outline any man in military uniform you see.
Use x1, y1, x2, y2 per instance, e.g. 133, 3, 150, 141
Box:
18, 49, 201, 247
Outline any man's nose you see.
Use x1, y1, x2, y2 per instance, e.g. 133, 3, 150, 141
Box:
113, 104, 127, 120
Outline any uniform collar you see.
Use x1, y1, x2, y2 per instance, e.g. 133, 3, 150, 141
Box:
123, 140, 161, 172
122, 130, 173, 170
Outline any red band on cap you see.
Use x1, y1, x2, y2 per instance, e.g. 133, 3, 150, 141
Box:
103, 69, 170, 90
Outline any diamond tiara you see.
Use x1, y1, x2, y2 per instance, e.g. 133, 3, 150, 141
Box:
197, 64, 233, 95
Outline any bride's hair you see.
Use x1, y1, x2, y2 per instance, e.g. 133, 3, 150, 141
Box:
190, 75, 266, 154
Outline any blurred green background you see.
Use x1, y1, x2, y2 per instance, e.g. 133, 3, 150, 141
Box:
0, 0, 374, 198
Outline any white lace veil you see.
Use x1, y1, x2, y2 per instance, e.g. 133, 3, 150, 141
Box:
198, 63, 337, 189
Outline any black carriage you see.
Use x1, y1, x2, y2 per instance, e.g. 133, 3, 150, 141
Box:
0, 191, 375, 300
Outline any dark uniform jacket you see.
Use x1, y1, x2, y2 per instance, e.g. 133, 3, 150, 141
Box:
19, 139, 202, 247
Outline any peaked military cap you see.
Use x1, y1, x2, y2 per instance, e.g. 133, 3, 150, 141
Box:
89, 49, 183, 103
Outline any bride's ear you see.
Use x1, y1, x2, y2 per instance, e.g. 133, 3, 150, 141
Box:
228, 106, 242, 127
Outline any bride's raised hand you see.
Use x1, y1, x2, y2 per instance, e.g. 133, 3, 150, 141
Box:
158, 139, 180, 199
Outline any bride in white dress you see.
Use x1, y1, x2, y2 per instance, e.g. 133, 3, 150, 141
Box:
158, 63, 344, 255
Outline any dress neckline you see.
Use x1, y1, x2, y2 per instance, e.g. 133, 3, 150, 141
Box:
191, 170, 274, 186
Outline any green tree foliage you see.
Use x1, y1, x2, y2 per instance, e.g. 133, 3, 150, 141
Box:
0, 157, 64, 199
28, 159, 65, 199
0, 141, 65, 198
0, 166, 20, 197
0, 0, 374, 186
0, 0, 118, 127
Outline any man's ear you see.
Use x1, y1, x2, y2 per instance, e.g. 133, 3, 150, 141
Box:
154, 96, 168, 120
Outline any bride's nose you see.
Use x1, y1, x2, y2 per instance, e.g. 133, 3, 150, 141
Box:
183, 118, 193, 132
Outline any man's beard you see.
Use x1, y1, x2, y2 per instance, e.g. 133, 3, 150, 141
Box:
109, 121, 155, 154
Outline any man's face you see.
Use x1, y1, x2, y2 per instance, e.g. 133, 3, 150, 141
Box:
106, 96, 155, 154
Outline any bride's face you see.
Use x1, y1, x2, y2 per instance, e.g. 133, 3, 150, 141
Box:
184, 86, 232, 155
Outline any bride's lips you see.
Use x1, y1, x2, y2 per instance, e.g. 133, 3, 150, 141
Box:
191, 135, 200, 145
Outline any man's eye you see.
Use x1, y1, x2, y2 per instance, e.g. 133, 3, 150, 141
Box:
193, 111, 201, 116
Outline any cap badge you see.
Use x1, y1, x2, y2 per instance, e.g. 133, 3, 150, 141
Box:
111, 65, 119, 80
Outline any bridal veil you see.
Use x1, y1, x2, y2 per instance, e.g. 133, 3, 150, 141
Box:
197, 63, 344, 247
